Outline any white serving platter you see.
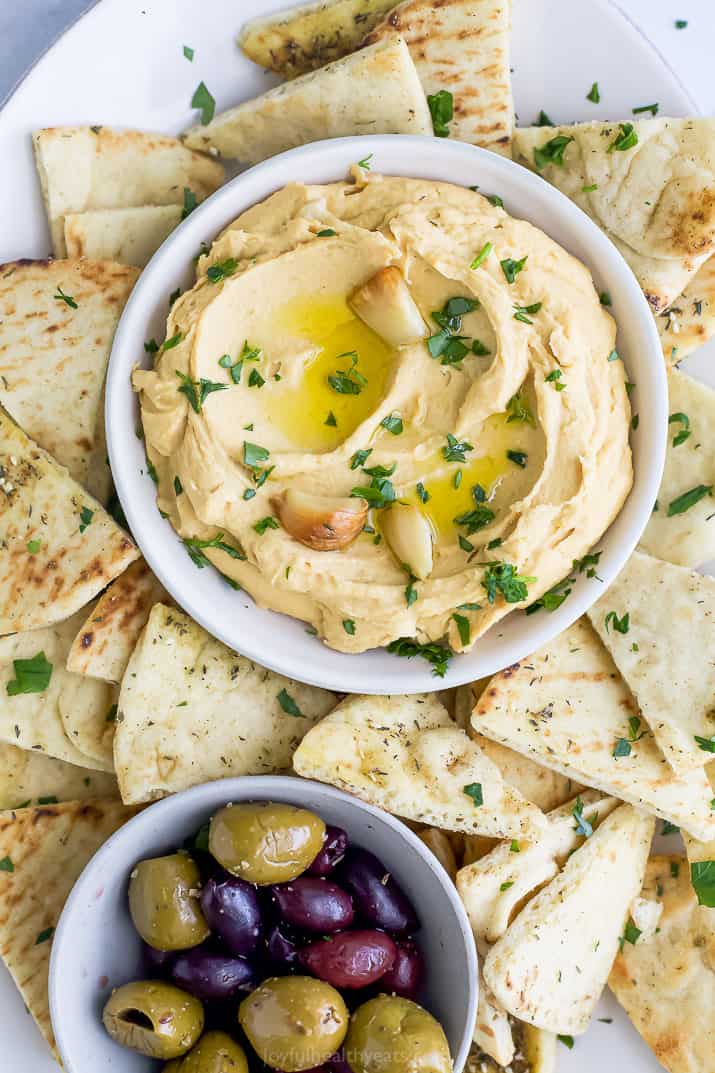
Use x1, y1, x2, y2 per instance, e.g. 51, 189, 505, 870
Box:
0, 0, 710, 1070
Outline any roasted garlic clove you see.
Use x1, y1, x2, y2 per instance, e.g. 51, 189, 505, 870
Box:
349, 266, 427, 347
275, 489, 368, 551
382, 502, 434, 579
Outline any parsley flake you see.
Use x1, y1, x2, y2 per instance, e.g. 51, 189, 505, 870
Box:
54, 285, 77, 309
427, 90, 453, 137
6, 652, 52, 696
191, 81, 216, 124
277, 688, 303, 717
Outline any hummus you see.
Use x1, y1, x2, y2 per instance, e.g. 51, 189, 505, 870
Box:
134, 173, 632, 655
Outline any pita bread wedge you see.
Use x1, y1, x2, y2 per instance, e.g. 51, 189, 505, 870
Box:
483, 804, 654, 1035
588, 550, 715, 772
64, 204, 183, 268
469, 1004, 556, 1073
67, 559, 168, 683
33, 126, 224, 257
513, 118, 715, 311
475, 730, 584, 812
114, 604, 336, 803
0, 258, 138, 503
458, 791, 618, 944
182, 37, 432, 162
0, 742, 117, 810
639, 370, 715, 567
239, 0, 396, 77
363, 0, 514, 155
0, 410, 138, 635
0, 606, 117, 769
609, 855, 715, 1073
659, 254, 715, 363
0, 799, 138, 1055
472, 618, 715, 841
293, 693, 547, 839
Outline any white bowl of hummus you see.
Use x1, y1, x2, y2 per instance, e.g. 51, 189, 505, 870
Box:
107, 135, 666, 692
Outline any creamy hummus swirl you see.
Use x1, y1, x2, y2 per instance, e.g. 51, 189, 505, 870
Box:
134, 174, 632, 655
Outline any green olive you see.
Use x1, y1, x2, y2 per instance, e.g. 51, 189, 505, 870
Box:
162, 1031, 249, 1073
103, 980, 204, 1059
238, 975, 348, 1072
209, 803, 326, 885
345, 995, 451, 1073
129, 852, 209, 951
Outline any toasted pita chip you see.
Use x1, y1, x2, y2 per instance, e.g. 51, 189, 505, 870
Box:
33, 126, 224, 257
0, 410, 138, 635
64, 205, 183, 268
114, 604, 336, 803
183, 37, 432, 162
484, 804, 653, 1035
0, 742, 117, 810
363, 0, 513, 155
0, 258, 138, 503
239, 0, 396, 76
293, 693, 547, 839
472, 617, 715, 841
0, 606, 117, 770
639, 370, 715, 567
0, 799, 138, 1055
588, 550, 715, 772
67, 560, 168, 684
609, 855, 715, 1073
659, 255, 715, 363
513, 118, 715, 311
458, 791, 618, 945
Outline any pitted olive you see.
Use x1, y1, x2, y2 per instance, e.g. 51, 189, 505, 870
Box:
102, 980, 204, 1059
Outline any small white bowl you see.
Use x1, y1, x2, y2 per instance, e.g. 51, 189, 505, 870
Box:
49, 776, 478, 1073
106, 135, 666, 693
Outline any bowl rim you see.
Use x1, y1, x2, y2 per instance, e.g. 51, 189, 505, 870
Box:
48, 774, 479, 1073
106, 133, 667, 693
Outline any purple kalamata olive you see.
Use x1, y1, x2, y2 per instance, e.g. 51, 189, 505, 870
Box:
171, 947, 256, 1000
266, 921, 302, 971
378, 938, 423, 999
142, 941, 175, 976
299, 929, 397, 989
308, 825, 349, 877
338, 848, 419, 935
272, 877, 354, 933
200, 875, 263, 956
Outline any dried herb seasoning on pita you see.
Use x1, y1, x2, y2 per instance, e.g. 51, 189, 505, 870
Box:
0, 258, 138, 503
0, 742, 117, 811
0, 409, 138, 635
658, 254, 715, 363
513, 117, 715, 311
293, 692, 548, 840
182, 37, 432, 162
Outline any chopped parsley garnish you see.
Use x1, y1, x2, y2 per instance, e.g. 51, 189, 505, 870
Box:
207, 257, 238, 284
443, 433, 473, 463
243, 441, 270, 467
381, 413, 403, 435
536, 109, 555, 126
586, 81, 600, 103
600, 291, 612, 305
191, 80, 216, 124
534, 134, 574, 170
607, 348, 620, 362
79, 506, 94, 533
506, 449, 528, 468
169, 287, 181, 309
35, 927, 55, 945
325, 410, 337, 427
162, 332, 183, 351
248, 368, 265, 388
608, 122, 638, 153
53, 285, 77, 309
557, 1036, 575, 1050
0, 856, 13, 873
675, 19, 688, 29
667, 484, 712, 516
277, 688, 303, 717
613, 715, 647, 758
183, 532, 246, 568
505, 391, 536, 426
459, 535, 474, 553
486, 193, 504, 208
173, 475, 183, 495
427, 296, 480, 365
463, 782, 483, 807
427, 89, 453, 137
604, 610, 629, 634
545, 368, 566, 390
350, 474, 396, 509
183, 44, 194, 60
387, 637, 452, 677
350, 448, 372, 470
317, 228, 337, 237
582, 183, 599, 192
632, 102, 659, 116
500, 256, 528, 284
470, 242, 493, 270
254, 516, 279, 535
144, 338, 159, 354
510, 840, 521, 853
181, 187, 197, 219
573, 550, 602, 578
500, 881, 514, 892
525, 575, 574, 615
695, 735, 715, 754
328, 351, 367, 395
691, 860, 715, 907
513, 302, 542, 324
26, 539, 41, 554
452, 612, 471, 646
661, 820, 680, 835
405, 576, 418, 608
357, 153, 373, 170
176, 371, 228, 413
454, 470, 463, 489
342, 619, 356, 635
105, 704, 118, 723
482, 562, 535, 605
454, 502, 495, 535
620, 917, 642, 949
669, 412, 691, 447
6, 652, 53, 696
572, 796, 594, 837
